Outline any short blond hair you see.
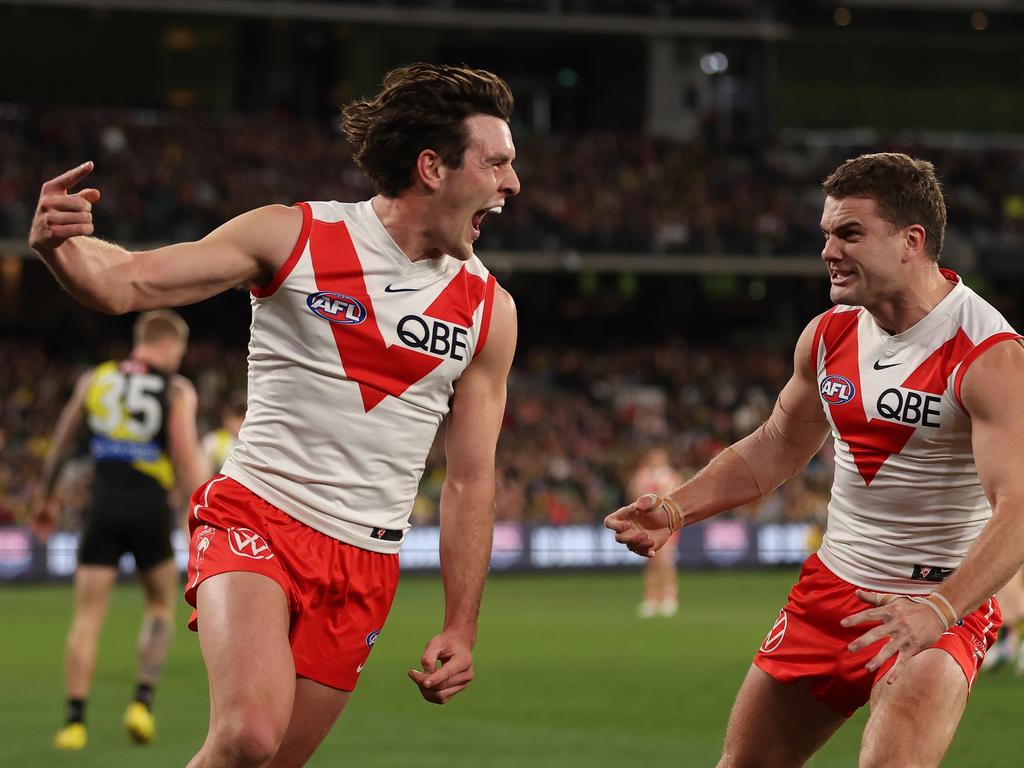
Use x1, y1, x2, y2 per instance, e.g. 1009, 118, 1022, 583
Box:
133, 310, 189, 345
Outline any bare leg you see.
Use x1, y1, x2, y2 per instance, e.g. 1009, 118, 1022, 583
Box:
718, 665, 846, 768
654, 542, 678, 614
187, 572, 296, 768
268, 678, 350, 768
65, 565, 118, 699
136, 557, 178, 687
859, 648, 968, 768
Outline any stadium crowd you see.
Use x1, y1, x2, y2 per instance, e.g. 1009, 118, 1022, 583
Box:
2, 105, 1024, 262
0, 337, 832, 532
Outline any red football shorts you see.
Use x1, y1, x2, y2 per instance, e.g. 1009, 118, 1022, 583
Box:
184, 475, 400, 691
754, 553, 1001, 717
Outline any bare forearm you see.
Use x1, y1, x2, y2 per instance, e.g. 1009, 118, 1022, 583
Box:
671, 417, 825, 527
438, 479, 494, 643
934, 500, 1024, 619
36, 237, 137, 314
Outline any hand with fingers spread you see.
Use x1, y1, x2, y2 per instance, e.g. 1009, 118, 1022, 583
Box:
29, 161, 101, 254
603, 493, 681, 558
840, 589, 952, 685
408, 629, 475, 705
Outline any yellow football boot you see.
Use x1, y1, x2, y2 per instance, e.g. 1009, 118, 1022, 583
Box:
123, 701, 156, 744
53, 722, 87, 750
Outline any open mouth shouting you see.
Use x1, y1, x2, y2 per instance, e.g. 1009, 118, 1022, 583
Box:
471, 205, 503, 240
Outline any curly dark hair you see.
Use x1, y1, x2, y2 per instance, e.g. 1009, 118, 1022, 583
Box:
341, 63, 514, 197
823, 152, 947, 260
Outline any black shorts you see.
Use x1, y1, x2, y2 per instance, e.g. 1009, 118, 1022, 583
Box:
78, 492, 174, 571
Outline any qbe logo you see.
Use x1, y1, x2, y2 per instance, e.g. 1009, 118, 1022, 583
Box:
820, 374, 856, 405
307, 291, 367, 325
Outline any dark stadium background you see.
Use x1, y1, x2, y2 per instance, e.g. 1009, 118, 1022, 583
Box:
2, 2, 1023, 766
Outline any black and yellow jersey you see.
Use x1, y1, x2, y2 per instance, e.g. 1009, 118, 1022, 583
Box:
84, 359, 175, 499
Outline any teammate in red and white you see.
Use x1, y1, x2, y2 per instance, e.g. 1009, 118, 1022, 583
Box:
605, 153, 1024, 767
627, 448, 684, 618
29, 63, 519, 768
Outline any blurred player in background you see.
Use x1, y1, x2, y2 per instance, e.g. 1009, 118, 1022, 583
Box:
201, 391, 246, 475
606, 153, 1024, 768
29, 62, 518, 768
627, 448, 683, 618
34, 310, 207, 750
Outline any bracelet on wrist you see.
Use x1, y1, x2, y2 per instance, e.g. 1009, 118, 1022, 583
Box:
657, 496, 683, 533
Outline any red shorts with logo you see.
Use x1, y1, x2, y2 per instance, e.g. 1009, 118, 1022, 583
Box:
184, 475, 400, 691
754, 553, 1001, 717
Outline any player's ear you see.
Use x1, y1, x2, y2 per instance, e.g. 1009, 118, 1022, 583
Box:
415, 149, 444, 191
904, 224, 927, 258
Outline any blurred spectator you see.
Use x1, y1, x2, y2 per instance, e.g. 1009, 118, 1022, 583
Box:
4, 104, 1024, 262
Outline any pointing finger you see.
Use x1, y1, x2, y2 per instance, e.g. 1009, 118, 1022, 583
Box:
41, 161, 94, 193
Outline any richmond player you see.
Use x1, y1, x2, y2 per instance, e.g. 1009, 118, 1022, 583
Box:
36, 310, 206, 749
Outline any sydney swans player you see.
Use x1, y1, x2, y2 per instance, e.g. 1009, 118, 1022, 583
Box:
30, 63, 519, 768
606, 153, 1024, 768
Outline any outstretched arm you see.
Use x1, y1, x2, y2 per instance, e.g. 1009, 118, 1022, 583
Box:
605, 314, 831, 556
29, 162, 301, 314
408, 287, 517, 705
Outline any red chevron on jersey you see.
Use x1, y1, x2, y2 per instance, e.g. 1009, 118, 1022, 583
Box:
309, 219, 485, 412
424, 265, 488, 327
821, 312, 974, 485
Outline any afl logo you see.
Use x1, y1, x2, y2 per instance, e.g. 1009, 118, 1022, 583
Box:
760, 609, 788, 654
365, 630, 380, 649
820, 374, 856, 405
306, 291, 367, 325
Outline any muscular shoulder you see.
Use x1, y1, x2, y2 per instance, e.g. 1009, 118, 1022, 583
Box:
793, 310, 833, 378
960, 337, 1024, 418
203, 204, 304, 283
463, 284, 516, 380
485, 285, 517, 357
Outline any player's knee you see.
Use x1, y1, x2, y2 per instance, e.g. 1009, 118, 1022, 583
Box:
208, 713, 287, 768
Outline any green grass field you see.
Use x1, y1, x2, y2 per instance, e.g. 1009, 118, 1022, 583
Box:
2, 569, 1020, 767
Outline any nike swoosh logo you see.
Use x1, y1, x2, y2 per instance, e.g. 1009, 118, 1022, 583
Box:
873, 360, 901, 370
357, 663, 365, 673
384, 284, 419, 293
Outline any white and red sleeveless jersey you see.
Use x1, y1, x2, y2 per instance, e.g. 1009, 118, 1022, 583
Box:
220, 200, 498, 553
811, 269, 1021, 593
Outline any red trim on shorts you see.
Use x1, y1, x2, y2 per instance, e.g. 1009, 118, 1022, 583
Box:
475, 274, 498, 355
753, 554, 1001, 717
251, 202, 312, 298
183, 475, 399, 692
953, 332, 1024, 411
